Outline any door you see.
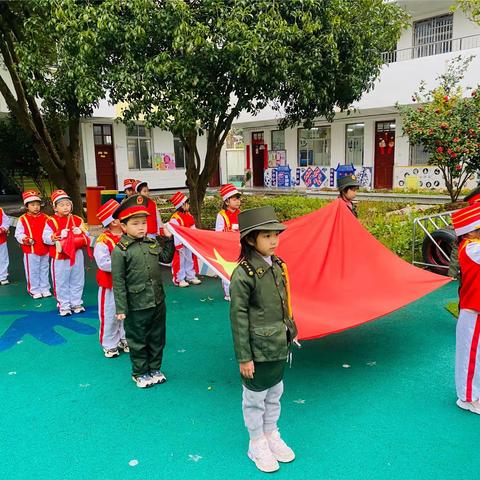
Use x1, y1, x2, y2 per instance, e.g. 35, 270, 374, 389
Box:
252, 131, 265, 187
374, 121, 395, 189
94, 124, 116, 189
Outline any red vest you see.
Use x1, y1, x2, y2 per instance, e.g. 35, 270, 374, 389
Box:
459, 239, 480, 311
46, 214, 87, 260
96, 230, 122, 289
218, 208, 240, 232
171, 210, 196, 228
146, 199, 160, 235
0, 208, 6, 245
19, 213, 49, 255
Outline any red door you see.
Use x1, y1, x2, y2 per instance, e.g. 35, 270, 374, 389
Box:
252, 131, 265, 187
94, 124, 116, 189
374, 121, 395, 189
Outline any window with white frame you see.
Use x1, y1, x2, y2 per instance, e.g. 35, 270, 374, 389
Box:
298, 127, 331, 167
127, 125, 152, 170
413, 14, 453, 58
271, 130, 285, 151
409, 143, 431, 166
346, 124, 364, 166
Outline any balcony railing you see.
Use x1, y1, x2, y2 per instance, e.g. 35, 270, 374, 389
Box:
382, 33, 480, 63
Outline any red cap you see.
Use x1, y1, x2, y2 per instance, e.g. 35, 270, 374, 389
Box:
22, 190, 41, 205
96, 199, 120, 227
170, 191, 188, 209
133, 180, 148, 193
220, 183, 240, 201
123, 178, 135, 190
452, 203, 480, 236
51, 189, 71, 205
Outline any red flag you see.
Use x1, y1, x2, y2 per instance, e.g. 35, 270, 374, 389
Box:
168, 199, 450, 340
62, 230, 77, 267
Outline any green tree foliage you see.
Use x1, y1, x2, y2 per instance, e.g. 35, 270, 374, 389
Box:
398, 57, 480, 202
454, 0, 480, 24
87, 0, 407, 224
0, 1, 108, 216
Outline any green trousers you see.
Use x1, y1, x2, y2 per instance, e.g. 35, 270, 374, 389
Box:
124, 302, 166, 377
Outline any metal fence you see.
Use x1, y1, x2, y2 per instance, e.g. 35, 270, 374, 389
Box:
382, 34, 480, 63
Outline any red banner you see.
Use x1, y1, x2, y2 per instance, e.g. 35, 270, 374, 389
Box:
168, 199, 450, 340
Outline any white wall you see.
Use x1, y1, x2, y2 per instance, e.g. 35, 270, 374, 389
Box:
80, 121, 210, 191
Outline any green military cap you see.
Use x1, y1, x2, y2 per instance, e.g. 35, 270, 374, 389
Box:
238, 206, 286, 239
337, 174, 360, 191
464, 185, 480, 205
113, 194, 151, 221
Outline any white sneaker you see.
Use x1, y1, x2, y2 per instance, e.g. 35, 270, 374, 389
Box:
72, 305, 85, 314
150, 370, 167, 385
32, 293, 43, 300
266, 430, 295, 463
188, 277, 202, 285
0, 279, 9, 285
117, 339, 130, 353
247, 437, 279, 473
59, 309, 72, 317
103, 347, 120, 358
42, 291, 52, 298
456, 399, 480, 415
132, 373, 154, 388
176, 280, 190, 288
224, 295, 231, 302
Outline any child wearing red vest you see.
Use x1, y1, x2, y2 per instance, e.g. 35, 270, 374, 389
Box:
94, 199, 129, 358
215, 183, 241, 300
42, 190, 89, 316
123, 178, 136, 198
132, 180, 163, 238
169, 191, 201, 287
0, 206, 11, 285
14, 190, 51, 298
452, 203, 480, 415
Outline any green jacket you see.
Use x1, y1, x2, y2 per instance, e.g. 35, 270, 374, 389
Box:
229, 252, 298, 363
111, 235, 174, 315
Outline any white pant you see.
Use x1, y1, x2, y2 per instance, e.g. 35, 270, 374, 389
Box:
23, 253, 50, 295
172, 247, 196, 283
456, 309, 480, 402
0, 242, 8, 281
98, 287, 125, 349
242, 381, 284, 440
222, 279, 230, 297
51, 250, 85, 310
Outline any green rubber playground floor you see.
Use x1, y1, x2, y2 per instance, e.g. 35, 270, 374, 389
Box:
0, 234, 477, 480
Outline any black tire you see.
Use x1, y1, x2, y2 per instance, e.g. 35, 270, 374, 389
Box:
421, 228, 456, 276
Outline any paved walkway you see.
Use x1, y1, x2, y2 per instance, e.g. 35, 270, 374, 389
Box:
0, 236, 477, 479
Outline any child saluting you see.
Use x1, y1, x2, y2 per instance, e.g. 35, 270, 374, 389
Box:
215, 183, 241, 301
111, 194, 175, 388
230, 206, 298, 473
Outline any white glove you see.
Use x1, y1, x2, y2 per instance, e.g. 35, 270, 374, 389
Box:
72, 227, 82, 235
60, 229, 69, 239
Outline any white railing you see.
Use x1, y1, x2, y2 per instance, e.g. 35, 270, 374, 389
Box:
382, 34, 480, 63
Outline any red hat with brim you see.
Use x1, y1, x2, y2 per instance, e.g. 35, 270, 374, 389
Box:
97, 199, 120, 227
220, 183, 240, 201
452, 203, 480, 236
170, 191, 188, 209
22, 190, 41, 205
51, 189, 71, 205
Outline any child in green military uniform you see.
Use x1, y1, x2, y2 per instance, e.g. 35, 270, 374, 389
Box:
230, 206, 298, 473
338, 174, 360, 217
111, 195, 175, 388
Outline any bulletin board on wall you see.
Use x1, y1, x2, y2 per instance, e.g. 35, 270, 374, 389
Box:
153, 153, 176, 170
268, 150, 287, 168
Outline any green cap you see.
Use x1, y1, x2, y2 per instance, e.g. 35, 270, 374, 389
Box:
337, 174, 360, 191
238, 206, 286, 239
113, 194, 150, 221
